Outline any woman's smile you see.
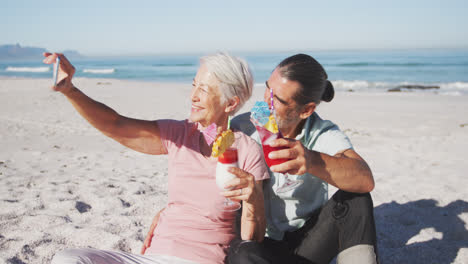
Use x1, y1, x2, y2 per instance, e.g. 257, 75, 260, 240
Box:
191, 104, 204, 112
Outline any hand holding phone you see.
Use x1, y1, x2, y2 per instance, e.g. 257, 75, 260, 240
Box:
43, 52, 75, 91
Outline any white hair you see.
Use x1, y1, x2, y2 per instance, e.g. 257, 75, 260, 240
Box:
200, 52, 253, 114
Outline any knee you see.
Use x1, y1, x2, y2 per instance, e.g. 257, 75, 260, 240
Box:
333, 191, 374, 215
352, 192, 374, 219
332, 191, 378, 249
357, 192, 373, 207
227, 240, 266, 264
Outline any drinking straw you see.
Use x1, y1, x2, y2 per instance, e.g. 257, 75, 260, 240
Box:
270, 87, 274, 112
227, 116, 231, 130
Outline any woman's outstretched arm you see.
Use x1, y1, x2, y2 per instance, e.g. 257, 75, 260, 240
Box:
43, 53, 167, 155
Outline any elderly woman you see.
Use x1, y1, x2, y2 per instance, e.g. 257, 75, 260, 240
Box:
44, 52, 269, 264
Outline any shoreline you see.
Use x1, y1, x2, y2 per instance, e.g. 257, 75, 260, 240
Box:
1, 75, 466, 96
1, 78, 467, 263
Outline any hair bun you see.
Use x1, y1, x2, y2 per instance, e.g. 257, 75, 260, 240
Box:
321, 81, 335, 102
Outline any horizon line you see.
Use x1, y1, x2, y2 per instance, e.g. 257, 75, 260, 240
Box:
81, 46, 468, 58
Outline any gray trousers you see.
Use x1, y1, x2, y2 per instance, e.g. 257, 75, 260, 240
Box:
227, 191, 378, 264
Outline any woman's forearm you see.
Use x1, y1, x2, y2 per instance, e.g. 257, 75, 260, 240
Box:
240, 181, 266, 241
62, 86, 122, 137
61, 86, 165, 155
240, 205, 265, 241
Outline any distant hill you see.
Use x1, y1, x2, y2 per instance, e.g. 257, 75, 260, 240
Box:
0, 44, 84, 60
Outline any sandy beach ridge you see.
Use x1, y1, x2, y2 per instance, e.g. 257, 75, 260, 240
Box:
1, 77, 467, 263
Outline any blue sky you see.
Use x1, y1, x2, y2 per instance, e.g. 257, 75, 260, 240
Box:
2, 0, 467, 56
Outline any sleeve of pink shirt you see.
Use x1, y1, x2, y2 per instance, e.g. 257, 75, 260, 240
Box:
156, 119, 191, 153
235, 130, 270, 182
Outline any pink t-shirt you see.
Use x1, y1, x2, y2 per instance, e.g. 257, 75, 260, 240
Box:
145, 119, 269, 264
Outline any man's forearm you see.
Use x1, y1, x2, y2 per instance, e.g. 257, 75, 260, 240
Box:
307, 150, 374, 193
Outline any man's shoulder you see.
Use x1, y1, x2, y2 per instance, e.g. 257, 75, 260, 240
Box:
232, 112, 251, 124
232, 112, 256, 137
305, 113, 353, 154
308, 113, 337, 130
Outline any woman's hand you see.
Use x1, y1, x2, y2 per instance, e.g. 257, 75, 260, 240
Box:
42, 52, 75, 93
221, 168, 266, 241
221, 167, 260, 204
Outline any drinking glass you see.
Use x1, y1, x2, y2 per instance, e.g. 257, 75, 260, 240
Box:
215, 148, 242, 211
256, 126, 303, 193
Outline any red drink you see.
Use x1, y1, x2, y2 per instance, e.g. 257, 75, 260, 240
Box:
262, 144, 289, 167
255, 125, 290, 167
251, 103, 303, 193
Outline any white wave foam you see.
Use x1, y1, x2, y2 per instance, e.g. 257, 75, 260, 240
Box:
6, 66, 50, 73
83, 68, 115, 74
332, 80, 468, 95
256, 80, 468, 95
439, 82, 468, 91
438, 82, 468, 95
331, 80, 392, 91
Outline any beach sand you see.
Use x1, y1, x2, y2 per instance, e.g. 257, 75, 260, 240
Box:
1, 77, 467, 263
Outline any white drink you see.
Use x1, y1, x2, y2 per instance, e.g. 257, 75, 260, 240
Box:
215, 148, 241, 211
216, 162, 238, 190
216, 148, 238, 190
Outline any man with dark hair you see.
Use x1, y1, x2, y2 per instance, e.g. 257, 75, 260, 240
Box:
228, 54, 378, 264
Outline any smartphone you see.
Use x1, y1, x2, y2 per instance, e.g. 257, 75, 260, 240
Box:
53, 57, 60, 85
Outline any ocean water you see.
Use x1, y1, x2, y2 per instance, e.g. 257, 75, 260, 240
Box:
1, 49, 468, 95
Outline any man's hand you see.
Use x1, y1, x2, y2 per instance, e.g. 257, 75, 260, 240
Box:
267, 137, 375, 193
267, 137, 313, 175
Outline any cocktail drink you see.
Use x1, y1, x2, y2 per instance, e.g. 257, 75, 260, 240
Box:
251, 101, 303, 193
209, 119, 241, 211
262, 144, 289, 167
215, 148, 241, 211
254, 124, 303, 193
254, 124, 289, 167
